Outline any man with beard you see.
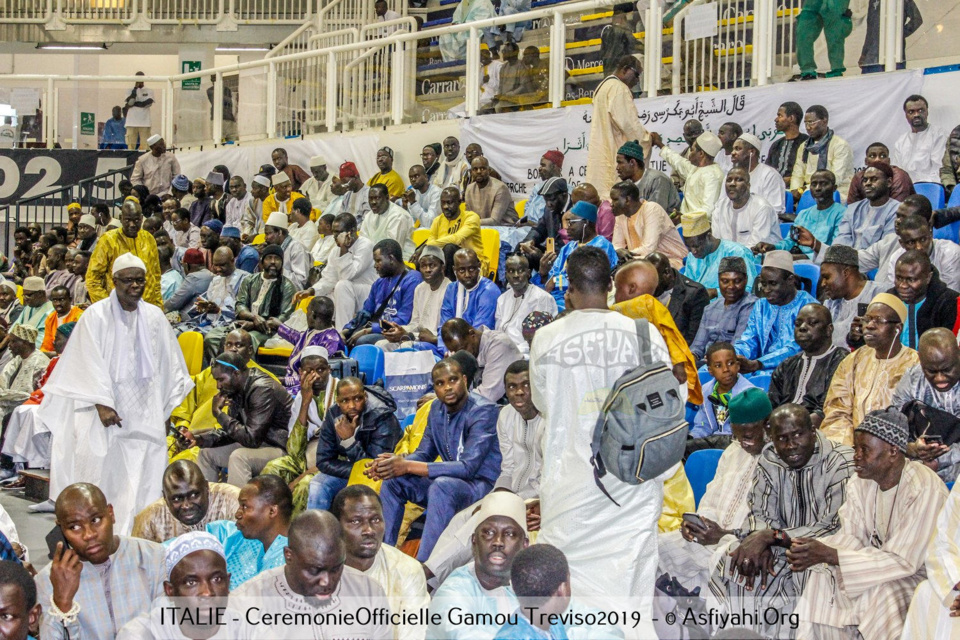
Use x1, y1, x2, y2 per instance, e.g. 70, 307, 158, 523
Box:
132, 460, 240, 543
428, 492, 529, 640
332, 485, 430, 640
233, 510, 391, 640
205, 475, 292, 590
709, 404, 854, 638
432, 136, 471, 191
614, 140, 680, 216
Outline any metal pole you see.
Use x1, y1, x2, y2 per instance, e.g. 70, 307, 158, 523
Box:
213, 71, 224, 144
549, 11, 565, 108
465, 27, 480, 117
325, 51, 337, 131
266, 61, 277, 138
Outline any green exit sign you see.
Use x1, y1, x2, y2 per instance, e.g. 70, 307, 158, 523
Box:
182, 61, 202, 90
80, 111, 95, 136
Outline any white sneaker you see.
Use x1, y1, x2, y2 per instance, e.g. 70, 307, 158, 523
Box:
27, 500, 55, 513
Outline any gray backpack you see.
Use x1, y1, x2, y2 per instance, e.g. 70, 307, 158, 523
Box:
590, 318, 688, 505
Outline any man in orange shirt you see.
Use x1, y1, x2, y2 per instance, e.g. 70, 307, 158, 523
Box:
41, 286, 83, 357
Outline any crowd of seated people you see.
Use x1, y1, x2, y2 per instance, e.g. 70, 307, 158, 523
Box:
6, 88, 960, 640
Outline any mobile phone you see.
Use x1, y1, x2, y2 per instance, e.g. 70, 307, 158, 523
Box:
790, 226, 800, 241
857, 303, 869, 316
682, 512, 706, 529
923, 434, 944, 444
545, 237, 555, 254
46, 526, 70, 560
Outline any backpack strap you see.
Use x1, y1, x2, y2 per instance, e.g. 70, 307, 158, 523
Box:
634, 317, 652, 365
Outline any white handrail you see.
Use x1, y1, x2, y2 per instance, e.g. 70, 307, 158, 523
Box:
1, 0, 912, 147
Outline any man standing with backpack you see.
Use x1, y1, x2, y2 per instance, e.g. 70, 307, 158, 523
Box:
528, 245, 678, 635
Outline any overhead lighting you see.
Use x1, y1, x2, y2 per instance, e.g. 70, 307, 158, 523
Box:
215, 46, 272, 52
36, 43, 108, 50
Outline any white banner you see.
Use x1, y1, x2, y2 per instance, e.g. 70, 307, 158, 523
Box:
461, 69, 925, 201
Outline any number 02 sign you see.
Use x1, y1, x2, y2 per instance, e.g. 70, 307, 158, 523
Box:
0, 149, 140, 205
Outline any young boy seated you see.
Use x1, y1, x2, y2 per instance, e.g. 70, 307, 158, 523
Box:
689, 342, 757, 451
276, 295, 346, 396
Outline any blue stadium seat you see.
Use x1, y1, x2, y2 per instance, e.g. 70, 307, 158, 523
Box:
915, 182, 946, 209
785, 190, 794, 214
686, 449, 724, 508
750, 373, 772, 391
685, 403, 700, 426
780, 222, 793, 240
401, 413, 416, 430
350, 344, 385, 386
865, 268, 878, 280
796, 189, 840, 211
794, 262, 820, 297
949, 185, 960, 207
698, 369, 713, 386
947, 481, 955, 492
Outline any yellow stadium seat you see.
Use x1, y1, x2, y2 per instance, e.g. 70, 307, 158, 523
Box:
258, 345, 293, 358
480, 228, 501, 278
412, 228, 431, 248
16, 286, 22, 304
516, 199, 527, 219
250, 233, 266, 246
177, 331, 204, 376
296, 295, 314, 313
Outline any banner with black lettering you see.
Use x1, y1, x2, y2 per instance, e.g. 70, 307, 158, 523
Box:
0, 149, 140, 206
460, 69, 924, 201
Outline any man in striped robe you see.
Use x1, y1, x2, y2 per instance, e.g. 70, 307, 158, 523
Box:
794, 408, 948, 639
709, 403, 855, 638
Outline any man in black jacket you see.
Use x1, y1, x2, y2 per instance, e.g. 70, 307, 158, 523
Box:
768, 303, 848, 429
888, 250, 959, 349
648, 251, 710, 344
184, 351, 293, 486
305, 377, 402, 510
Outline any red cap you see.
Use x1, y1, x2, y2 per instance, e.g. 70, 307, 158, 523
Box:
542, 150, 564, 168
183, 248, 205, 266
339, 162, 359, 179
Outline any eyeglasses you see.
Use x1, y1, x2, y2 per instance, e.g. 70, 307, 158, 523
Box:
861, 315, 899, 327
114, 276, 146, 286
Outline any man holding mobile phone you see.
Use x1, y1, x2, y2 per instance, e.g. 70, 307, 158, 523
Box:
656, 389, 769, 616
892, 328, 960, 482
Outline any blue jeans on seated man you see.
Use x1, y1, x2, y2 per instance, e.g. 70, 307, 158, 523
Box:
306, 473, 349, 511
352, 331, 387, 346
380, 474, 492, 561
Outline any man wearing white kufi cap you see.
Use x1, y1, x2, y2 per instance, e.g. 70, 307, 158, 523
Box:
131, 133, 180, 197
261, 170, 305, 224
117, 531, 252, 639
652, 129, 726, 217
39, 251, 193, 534
429, 491, 529, 639
726, 131, 787, 215
299, 154, 335, 211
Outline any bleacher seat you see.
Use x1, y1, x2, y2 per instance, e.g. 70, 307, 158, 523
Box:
401, 413, 416, 430
794, 262, 820, 297
480, 227, 501, 278
350, 344, 385, 385
686, 449, 724, 508
750, 373, 772, 391
685, 403, 699, 426
412, 228, 431, 247
796, 190, 840, 211
780, 222, 793, 240
948, 186, 960, 207
785, 190, 794, 214
947, 481, 955, 492
698, 369, 713, 386
915, 182, 946, 209
866, 268, 878, 280
516, 199, 527, 220
250, 233, 266, 246
177, 331, 204, 376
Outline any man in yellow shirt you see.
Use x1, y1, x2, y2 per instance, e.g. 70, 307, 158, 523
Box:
366, 146, 405, 199
423, 186, 488, 278
260, 172, 304, 223
86, 198, 163, 308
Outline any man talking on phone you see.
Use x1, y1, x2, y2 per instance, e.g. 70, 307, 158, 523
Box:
36, 483, 166, 639
294, 212, 377, 329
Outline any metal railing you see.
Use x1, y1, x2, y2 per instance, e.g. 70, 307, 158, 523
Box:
0, 0, 914, 149
2, 0, 316, 28
0, 164, 133, 256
